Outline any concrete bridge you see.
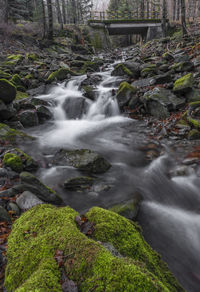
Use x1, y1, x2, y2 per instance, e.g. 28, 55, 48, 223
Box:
88, 12, 163, 41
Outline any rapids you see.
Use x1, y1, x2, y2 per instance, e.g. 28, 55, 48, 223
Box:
25, 60, 200, 292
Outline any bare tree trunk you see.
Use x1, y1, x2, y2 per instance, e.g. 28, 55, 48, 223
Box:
61, 0, 66, 24
147, 1, 150, 19
41, 0, 46, 38
140, 0, 145, 18
4, 0, 9, 23
56, 0, 63, 29
47, 0, 53, 40
173, 0, 176, 21
177, 0, 180, 21
181, 0, 187, 35
162, 0, 167, 37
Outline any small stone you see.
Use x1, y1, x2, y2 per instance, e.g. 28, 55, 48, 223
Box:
16, 191, 44, 210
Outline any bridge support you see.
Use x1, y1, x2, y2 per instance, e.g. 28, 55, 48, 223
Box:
146, 26, 163, 41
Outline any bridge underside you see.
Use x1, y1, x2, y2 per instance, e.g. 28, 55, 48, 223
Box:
89, 21, 163, 41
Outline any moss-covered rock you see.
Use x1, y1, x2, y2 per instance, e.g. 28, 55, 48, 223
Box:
109, 196, 141, 220
171, 61, 194, 73
173, 73, 194, 93
162, 51, 174, 61
47, 68, 78, 83
10, 74, 26, 92
26, 53, 38, 61
3, 153, 23, 172
187, 101, 200, 129
82, 85, 96, 100
188, 129, 200, 140
64, 176, 95, 191
116, 81, 137, 108
141, 64, 157, 78
53, 149, 111, 174
111, 63, 134, 77
0, 79, 16, 104
0, 123, 34, 145
5, 205, 184, 292
7, 54, 23, 63
0, 70, 11, 79
20, 172, 62, 204
3, 148, 38, 172
16, 91, 29, 100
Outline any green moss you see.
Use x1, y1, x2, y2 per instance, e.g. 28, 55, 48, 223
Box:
16, 91, 29, 100
91, 33, 103, 49
10, 74, 25, 91
7, 54, 23, 62
114, 64, 133, 77
141, 64, 157, 77
24, 74, 33, 80
80, 61, 100, 73
188, 129, 200, 140
118, 81, 137, 95
187, 117, 200, 129
173, 73, 194, 93
0, 79, 16, 103
0, 123, 34, 145
47, 68, 78, 83
26, 53, 38, 61
0, 70, 11, 79
5, 205, 183, 292
88, 19, 161, 24
3, 153, 23, 172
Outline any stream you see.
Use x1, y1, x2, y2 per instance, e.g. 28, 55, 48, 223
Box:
24, 59, 200, 292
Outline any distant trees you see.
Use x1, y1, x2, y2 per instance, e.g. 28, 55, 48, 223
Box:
0, 0, 93, 39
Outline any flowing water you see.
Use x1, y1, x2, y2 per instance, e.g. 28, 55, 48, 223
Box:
26, 61, 200, 292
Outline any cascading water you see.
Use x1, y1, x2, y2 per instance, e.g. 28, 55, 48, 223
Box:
28, 60, 200, 292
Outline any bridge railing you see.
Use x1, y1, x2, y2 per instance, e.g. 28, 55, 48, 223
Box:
89, 10, 161, 21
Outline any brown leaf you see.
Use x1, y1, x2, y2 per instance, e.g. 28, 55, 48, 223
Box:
55, 250, 64, 267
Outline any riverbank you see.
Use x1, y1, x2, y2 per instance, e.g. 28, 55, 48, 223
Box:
1, 28, 200, 291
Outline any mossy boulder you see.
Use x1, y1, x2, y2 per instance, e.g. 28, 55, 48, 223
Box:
5, 205, 184, 292
64, 176, 95, 191
173, 73, 194, 93
7, 54, 23, 63
82, 85, 96, 100
187, 101, 200, 129
16, 91, 29, 100
116, 81, 137, 109
0, 79, 16, 104
3, 148, 38, 172
53, 149, 111, 174
0, 70, 11, 79
188, 129, 200, 140
0, 123, 34, 145
10, 74, 25, 91
141, 64, 157, 78
171, 61, 194, 73
3, 153, 23, 173
20, 172, 62, 204
111, 63, 134, 77
47, 68, 78, 83
142, 88, 185, 119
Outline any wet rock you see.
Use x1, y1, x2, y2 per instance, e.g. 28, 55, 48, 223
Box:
171, 61, 194, 73
0, 123, 34, 145
7, 202, 21, 216
0, 206, 11, 222
173, 73, 194, 93
82, 85, 96, 101
116, 82, 137, 109
81, 74, 102, 87
19, 109, 39, 128
3, 148, 38, 172
109, 195, 142, 220
20, 172, 62, 204
141, 64, 157, 78
16, 191, 44, 210
63, 97, 87, 119
64, 176, 94, 191
0, 102, 16, 121
0, 168, 8, 178
142, 87, 185, 118
47, 68, 77, 83
0, 79, 16, 104
186, 89, 200, 102
111, 63, 140, 78
188, 129, 200, 140
187, 101, 200, 129
53, 149, 111, 174
36, 105, 52, 123
132, 77, 156, 88
154, 72, 173, 84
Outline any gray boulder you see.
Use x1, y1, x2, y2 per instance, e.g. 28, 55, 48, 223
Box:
0, 79, 16, 104
142, 87, 186, 119
20, 172, 62, 204
64, 176, 95, 191
16, 191, 44, 210
63, 97, 87, 119
19, 109, 39, 127
36, 105, 52, 123
53, 149, 111, 174
0, 205, 11, 222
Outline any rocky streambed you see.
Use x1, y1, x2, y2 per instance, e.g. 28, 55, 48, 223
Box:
1, 34, 200, 291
